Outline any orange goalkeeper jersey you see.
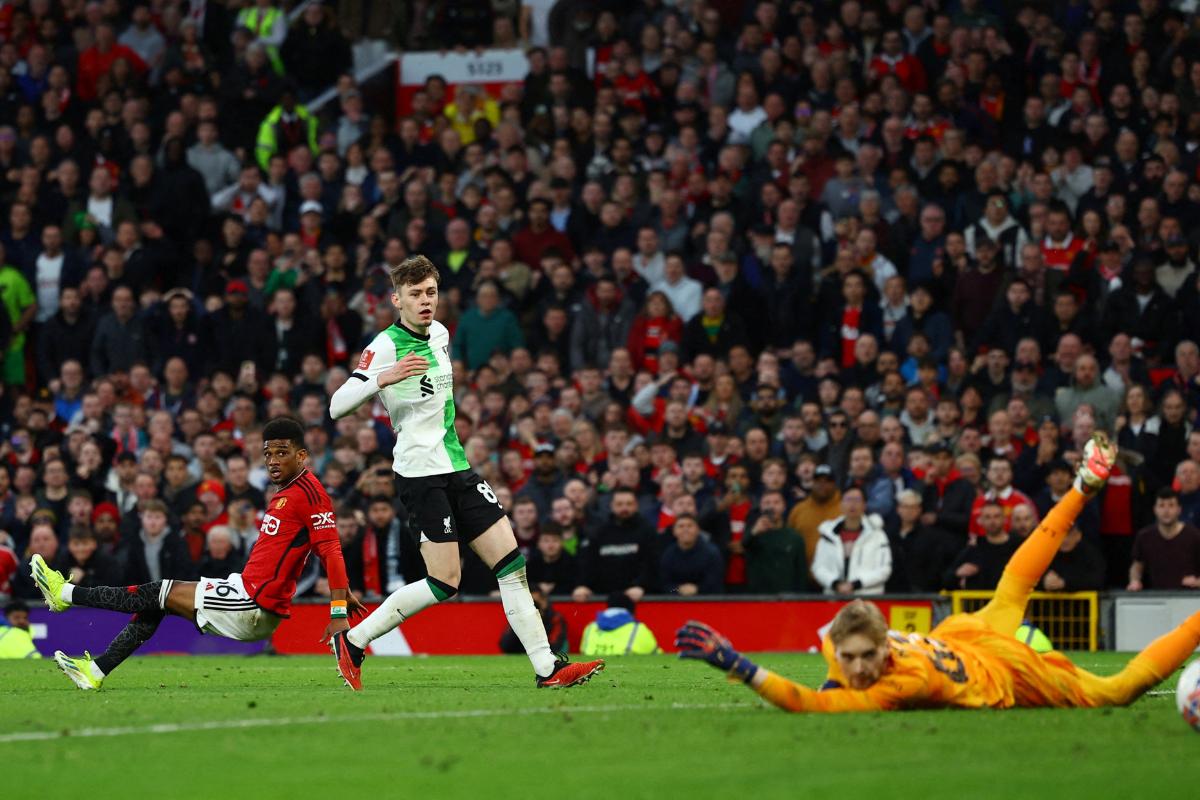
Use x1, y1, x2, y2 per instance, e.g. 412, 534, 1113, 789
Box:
756, 614, 1096, 712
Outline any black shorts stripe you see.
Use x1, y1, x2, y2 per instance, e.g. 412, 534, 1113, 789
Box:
202, 599, 257, 608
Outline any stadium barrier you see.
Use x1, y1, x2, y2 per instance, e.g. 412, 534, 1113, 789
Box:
26, 597, 942, 657
27, 608, 268, 658
946, 591, 1099, 651
270, 596, 944, 655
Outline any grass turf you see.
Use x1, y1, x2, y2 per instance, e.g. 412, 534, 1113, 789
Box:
2, 652, 1197, 799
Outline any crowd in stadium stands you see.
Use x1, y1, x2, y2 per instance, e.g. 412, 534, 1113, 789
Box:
5, 0, 1200, 610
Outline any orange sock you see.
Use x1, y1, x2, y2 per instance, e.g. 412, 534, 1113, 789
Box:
1004, 488, 1087, 588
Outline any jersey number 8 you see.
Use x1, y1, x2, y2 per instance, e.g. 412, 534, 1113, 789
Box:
477, 481, 501, 508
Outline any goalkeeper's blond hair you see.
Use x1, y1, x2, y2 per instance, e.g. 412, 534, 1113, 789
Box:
829, 600, 888, 646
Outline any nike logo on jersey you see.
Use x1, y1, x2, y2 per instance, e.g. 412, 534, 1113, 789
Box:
311, 512, 336, 529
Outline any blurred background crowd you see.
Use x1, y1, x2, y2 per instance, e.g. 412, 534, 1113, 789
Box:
2, 0, 1200, 610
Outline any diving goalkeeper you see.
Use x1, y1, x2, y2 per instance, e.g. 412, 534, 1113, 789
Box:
677, 434, 1200, 711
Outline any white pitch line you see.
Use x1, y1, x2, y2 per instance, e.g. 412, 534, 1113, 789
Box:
0, 702, 755, 744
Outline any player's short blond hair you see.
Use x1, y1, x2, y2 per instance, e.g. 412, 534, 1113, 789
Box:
389, 254, 439, 292
829, 599, 888, 646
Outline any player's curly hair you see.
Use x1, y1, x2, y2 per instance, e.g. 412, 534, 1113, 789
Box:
389, 254, 439, 292
262, 417, 306, 449
829, 599, 888, 646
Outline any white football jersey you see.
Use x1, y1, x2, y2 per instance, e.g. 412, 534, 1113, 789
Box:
353, 320, 469, 477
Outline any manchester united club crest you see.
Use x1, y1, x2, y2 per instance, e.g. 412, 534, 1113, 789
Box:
275, 497, 287, 509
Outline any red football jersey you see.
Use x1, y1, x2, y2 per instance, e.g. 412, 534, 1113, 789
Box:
241, 469, 348, 617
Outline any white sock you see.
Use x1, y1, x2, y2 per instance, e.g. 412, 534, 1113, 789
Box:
497, 559, 557, 677
347, 579, 439, 650
61, 584, 74, 603
89, 660, 105, 679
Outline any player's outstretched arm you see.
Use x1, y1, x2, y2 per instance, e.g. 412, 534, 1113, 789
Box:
311, 514, 365, 642
674, 621, 894, 713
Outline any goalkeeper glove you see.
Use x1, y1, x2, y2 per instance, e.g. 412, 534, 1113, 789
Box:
675, 620, 759, 683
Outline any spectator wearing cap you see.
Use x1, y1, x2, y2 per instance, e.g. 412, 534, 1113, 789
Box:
453, 281, 525, 371
91, 503, 122, 555
786, 464, 843, 566
202, 279, 273, 376
579, 592, 661, 656
0, 600, 40, 659
660, 513, 724, 596
569, 275, 634, 373
121, 498, 197, 585
517, 443, 566, 523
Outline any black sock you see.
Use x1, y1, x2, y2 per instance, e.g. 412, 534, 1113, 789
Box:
74, 582, 165, 614
344, 635, 365, 664
95, 610, 164, 674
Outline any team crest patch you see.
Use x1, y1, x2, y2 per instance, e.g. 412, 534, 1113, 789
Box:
206, 582, 214, 591
275, 497, 287, 509
357, 349, 375, 370
443, 516, 452, 535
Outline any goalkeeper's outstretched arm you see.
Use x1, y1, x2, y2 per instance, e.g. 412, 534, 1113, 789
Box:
675, 621, 910, 713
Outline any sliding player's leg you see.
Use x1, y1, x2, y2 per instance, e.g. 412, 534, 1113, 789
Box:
30, 554, 200, 689
469, 514, 604, 687
1062, 610, 1200, 707
974, 434, 1116, 636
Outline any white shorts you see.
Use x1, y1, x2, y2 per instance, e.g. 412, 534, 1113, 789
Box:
193, 573, 281, 642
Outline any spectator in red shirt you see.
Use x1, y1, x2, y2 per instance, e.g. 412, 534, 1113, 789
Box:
868, 30, 927, 93
76, 22, 147, 102
512, 198, 574, 268
627, 291, 683, 374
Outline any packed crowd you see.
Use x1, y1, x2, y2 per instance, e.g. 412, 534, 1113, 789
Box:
2, 0, 1200, 609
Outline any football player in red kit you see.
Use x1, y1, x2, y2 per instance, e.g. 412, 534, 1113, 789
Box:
30, 417, 365, 690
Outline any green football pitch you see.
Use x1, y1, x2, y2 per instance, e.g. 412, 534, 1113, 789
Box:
2, 653, 1197, 799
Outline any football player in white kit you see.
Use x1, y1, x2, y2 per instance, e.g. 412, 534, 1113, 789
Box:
328, 255, 603, 690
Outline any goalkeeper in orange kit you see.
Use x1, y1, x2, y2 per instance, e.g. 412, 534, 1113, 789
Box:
677, 434, 1200, 712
